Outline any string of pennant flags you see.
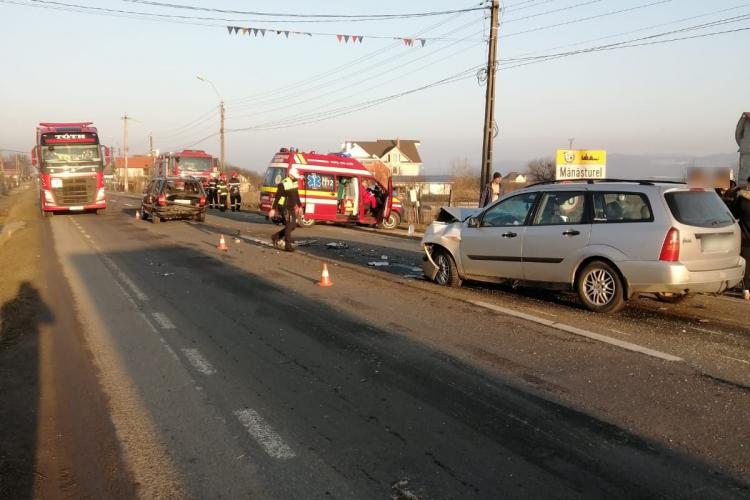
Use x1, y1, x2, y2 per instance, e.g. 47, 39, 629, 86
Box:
226, 26, 427, 47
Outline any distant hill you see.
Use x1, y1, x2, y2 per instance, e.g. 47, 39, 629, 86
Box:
494, 152, 738, 181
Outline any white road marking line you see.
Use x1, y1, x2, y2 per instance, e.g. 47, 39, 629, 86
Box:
140, 313, 181, 361
100, 255, 149, 301
470, 301, 683, 362
718, 354, 750, 365
152, 312, 176, 330
233, 409, 296, 460
689, 326, 725, 336
181, 348, 217, 375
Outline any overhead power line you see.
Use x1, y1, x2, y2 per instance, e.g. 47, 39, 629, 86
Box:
121, 0, 488, 20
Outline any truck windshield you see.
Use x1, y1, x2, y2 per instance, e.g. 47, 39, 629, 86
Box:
178, 157, 212, 172
43, 144, 100, 163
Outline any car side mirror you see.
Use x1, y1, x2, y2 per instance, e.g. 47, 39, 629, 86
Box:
467, 216, 479, 228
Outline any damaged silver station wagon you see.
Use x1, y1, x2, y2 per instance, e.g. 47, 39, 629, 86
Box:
421, 180, 745, 313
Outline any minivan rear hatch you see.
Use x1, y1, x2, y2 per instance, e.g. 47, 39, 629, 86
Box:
664, 189, 740, 271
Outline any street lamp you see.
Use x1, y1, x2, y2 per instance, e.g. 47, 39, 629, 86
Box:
196, 74, 225, 172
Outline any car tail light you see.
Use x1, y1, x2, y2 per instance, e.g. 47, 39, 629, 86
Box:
199, 196, 206, 207
659, 227, 680, 262
157, 194, 167, 206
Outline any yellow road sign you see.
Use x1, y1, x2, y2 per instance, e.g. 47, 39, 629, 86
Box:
556, 149, 607, 180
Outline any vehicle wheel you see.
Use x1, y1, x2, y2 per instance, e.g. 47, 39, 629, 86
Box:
576, 261, 625, 313
140, 205, 148, 220
42, 210, 52, 218
96, 208, 106, 215
298, 217, 315, 228
379, 212, 401, 230
654, 292, 691, 304
433, 249, 462, 288
151, 213, 160, 224
195, 212, 206, 222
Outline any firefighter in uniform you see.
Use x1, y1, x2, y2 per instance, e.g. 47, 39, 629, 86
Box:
268, 167, 302, 252
228, 172, 242, 212
216, 173, 229, 211
207, 175, 218, 209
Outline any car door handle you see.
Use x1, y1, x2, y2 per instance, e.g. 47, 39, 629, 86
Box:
562, 229, 580, 236
502, 232, 518, 238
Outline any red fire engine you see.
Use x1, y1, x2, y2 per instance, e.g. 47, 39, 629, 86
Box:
31, 122, 110, 216
154, 150, 218, 180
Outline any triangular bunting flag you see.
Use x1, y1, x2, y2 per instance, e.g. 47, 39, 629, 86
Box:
336, 34, 343, 42
276, 30, 282, 35
351, 36, 358, 43
344, 35, 350, 43
234, 26, 241, 34
226, 26, 233, 35
253, 28, 258, 36
284, 31, 290, 38
241, 28, 248, 35
358, 36, 364, 43
420, 39, 426, 47
260, 29, 266, 37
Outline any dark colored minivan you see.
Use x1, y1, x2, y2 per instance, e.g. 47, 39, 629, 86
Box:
141, 177, 206, 223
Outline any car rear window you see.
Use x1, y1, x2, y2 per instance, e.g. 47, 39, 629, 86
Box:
664, 191, 735, 228
165, 180, 202, 195
592, 192, 653, 222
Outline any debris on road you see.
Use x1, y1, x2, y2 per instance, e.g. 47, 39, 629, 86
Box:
368, 261, 389, 267
381, 255, 389, 260
295, 239, 317, 247
326, 241, 349, 249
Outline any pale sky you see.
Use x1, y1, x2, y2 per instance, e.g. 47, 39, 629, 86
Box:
0, 0, 748, 175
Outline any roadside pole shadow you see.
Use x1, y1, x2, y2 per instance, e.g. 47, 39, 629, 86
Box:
0, 282, 53, 500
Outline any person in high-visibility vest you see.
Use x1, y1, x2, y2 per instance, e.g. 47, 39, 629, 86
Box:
216, 173, 229, 211
228, 172, 241, 212
207, 175, 218, 209
268, 167, 302, 252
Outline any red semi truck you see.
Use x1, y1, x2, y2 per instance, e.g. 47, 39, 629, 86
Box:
31, 122, 110, 216
154, 150, 218, 180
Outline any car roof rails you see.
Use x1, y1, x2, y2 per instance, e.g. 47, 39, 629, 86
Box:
525, 178, 686, 188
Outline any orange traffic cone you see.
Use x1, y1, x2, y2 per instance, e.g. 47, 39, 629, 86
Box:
135, 210, 140, 220
318, 263, 333, 287
218, 235, 228, 251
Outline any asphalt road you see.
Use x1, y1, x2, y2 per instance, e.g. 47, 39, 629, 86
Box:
37, 194, 750, 498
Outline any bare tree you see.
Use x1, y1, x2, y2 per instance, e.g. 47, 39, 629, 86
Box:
526, 157, 556, 182
449, 158, 480, 202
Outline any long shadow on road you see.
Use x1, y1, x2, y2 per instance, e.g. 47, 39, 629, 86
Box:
0, 282, 52, 500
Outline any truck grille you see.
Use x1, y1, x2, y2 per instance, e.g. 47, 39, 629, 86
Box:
52, 177, 96, 205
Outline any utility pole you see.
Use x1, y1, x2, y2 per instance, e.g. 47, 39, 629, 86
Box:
568, 137, 575, 150
220, 99, 225, 172
149, 133, 154, 157
480, 0, 500, 191
121, 113, 129, 193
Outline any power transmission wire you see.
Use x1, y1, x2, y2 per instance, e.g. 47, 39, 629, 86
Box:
121, 0, 488, 20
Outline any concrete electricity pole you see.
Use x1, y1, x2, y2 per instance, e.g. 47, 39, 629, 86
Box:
480, 0, 500, 190
568, 138, 575, 150
197, 75, 225, 172
121, 113, 129, 193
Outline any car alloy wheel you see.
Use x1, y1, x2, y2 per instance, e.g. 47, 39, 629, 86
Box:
583, 268, 616, 306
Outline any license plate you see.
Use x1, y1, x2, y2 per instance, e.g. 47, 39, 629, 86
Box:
68, 206, 84, 211
173, 199, 192, 205
700, 234, 731, 252
51, 178, 63, 188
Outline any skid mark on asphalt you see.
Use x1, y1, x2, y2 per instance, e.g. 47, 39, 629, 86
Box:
152, 312, 176, 329
233, 409, 296, 460
471, 300, 683, 362
181, 348, 217, 375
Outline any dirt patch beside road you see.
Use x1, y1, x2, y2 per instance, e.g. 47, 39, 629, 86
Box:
0, 188, 135, 499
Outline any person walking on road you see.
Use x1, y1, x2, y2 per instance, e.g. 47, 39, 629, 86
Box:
269, 167, 302, 252
735, 177, 750, 301
479, 172, 503, 207
216, 174, 229, 212
229, 172, 242, 212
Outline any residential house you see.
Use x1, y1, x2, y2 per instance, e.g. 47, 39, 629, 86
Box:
341, 139, 422, 176
114, 155, 154, 180
737, 112, 750, 182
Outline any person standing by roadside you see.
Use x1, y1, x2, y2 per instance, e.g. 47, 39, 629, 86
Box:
207, 174, 218, 209
269, 167, 302, 252
228, 172, 242, 212
479, 172, 502, 207
216, 173, 229, 211
735, 177, 750, 301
